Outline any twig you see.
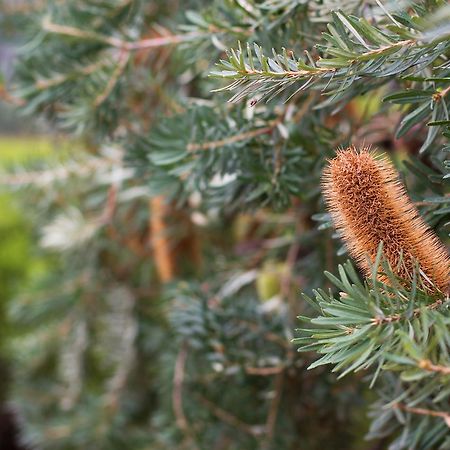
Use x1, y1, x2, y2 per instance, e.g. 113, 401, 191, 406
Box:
35, 59, 109, 90
414, 194, 450, 207
0, 156, 117, 186
236, 319, 291, 349
187, 121, 280, 152
173, 342, 198, 447
371, 298, 445, 325
245, 366, 284, 376
0, 86, 25, 106
187, 98, 316, 152
150, 196, 176, 282
418, 359, 450, 376
42, 16, 125, 47
1, 0, 46, 14
393, 403, 450, 424
16, 271, 92, 303
125, 32, 208, 50
217, 40, 415, 83
291, 92, 316, 123
434, 85, 450, 101
42, 16, 208, 51
99, 185, 118, 224
280, 230, 301, 299
262, 372, 284, 449
197, 394, 265, 436
94, 50, 130, 106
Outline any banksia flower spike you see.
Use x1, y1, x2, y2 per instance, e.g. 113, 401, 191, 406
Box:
323, 147, 450, 294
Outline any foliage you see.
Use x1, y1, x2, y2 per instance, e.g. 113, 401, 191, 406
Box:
0, 135, 56, 408
295, 252, 450, 449
0, 0, 449, 449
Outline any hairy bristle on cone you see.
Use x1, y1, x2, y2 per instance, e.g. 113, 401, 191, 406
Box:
322, 147, 450, 294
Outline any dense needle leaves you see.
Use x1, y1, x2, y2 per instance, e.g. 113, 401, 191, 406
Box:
2, 1, 450, 449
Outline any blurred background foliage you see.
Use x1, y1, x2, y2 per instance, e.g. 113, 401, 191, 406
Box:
0, 1, 448, 450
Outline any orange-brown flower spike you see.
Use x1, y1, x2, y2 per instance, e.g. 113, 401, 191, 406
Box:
322, 147, 450, 294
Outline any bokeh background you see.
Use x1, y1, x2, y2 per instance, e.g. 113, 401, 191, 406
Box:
0, 1, 448, 450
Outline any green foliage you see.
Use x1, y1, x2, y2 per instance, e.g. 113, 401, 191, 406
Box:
213, 4, 450, 152
163, 280, 366, 450
129, 101, 327, 210
2, 0, 449, 449
0, 136, 56, 403
295, 253, 450, 449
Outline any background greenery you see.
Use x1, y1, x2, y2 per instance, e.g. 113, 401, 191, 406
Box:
0, 1, 448, 450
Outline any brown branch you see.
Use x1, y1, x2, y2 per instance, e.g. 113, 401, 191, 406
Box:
197, 394, 265, 437
94, 50, 130, 106
280, 231, 301, 299
42, 17, 125, 47
414, 193, 450, 207
217, 40, 415, 83
291, 92, 316, 123
150, 196, 176, 282
42, 16, 252, 54
186, 96, 317, 152
245, 366, 284, 376
35, 60, 109, 90
0, 156, 116, 186
434, 85, 450, 101
98, 185, 118, 225
0, 86, 25, 106
418, 359, 450, 376
187, 122, 279, 152
262, 372, 284, 450
393, 403, 450, 424
172, 342, 198, 447
1, 0, 46, 14
42, 17, 208, 51
371, 298, 444, 325
16, 271, 92, 303
125, 32, 208, 50
236, 319, 291, 349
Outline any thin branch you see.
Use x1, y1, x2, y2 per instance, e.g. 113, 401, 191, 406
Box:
0, 156, 117, 187
173, 342, 198, 447
1, 0, 46, 14
94, 50, 130, 106
371, 298, 445, 325
35, 59, 109, 90
393, 403, 450, 422
98, 184, 118, 225
434, 85, 450, 101
197, 394, 265, 437
237, 319, 291, 349
187, 122, 278, 152
42, 17, 209, 51
0, 86, 25, 106
216, 40, 415, 83
125, 32, 208, 50
418, 359, 450, 376
280, 230, 301, 299
187, 96, 317, 152
42, 16, 124, 47
150, 196, 176, 282
213, 37, 422, 103
262, 372, 284, 450
245, 366, 284, 376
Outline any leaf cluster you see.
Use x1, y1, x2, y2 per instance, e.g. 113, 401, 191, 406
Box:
295, 249, 450, 449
